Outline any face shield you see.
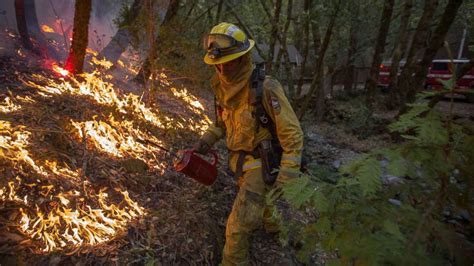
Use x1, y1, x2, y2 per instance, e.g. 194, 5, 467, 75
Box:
203, 33, 250, 59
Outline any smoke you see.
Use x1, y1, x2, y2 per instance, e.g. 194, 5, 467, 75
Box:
34, 0, 123, 52
0, 1, 15, 30
0, 0, 124, 55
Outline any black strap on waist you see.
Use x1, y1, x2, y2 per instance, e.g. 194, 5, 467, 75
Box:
234, 150, 260, 179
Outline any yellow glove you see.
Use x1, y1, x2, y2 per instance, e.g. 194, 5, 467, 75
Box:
275, 167, 301, 188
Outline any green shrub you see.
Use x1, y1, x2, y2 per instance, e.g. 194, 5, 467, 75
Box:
276, 79, 474, 265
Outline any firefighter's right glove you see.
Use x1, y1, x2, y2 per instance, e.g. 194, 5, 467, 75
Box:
193, 139, 210, 155
269, 167, 301, 200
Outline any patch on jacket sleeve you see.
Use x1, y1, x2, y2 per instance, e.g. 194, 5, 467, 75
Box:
269, 95, 281, 114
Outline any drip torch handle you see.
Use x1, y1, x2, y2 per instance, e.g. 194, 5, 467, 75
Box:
190, 149, 219, 166
136, 138, 179, 158
208, 150, 218, 166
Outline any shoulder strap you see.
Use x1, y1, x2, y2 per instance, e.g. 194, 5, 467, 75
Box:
250, 63, 271, 128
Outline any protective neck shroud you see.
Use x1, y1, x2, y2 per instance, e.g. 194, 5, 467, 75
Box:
214, 53, 253, 108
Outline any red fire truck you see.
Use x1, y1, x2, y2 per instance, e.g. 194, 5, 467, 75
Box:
378, 59, 474, 102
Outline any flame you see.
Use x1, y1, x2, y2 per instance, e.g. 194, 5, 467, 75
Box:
86, 48, 98, 57
41, 24, 55, 33
11, 181, 145, 252
51, 63, 70, 77
0, 121, 80, 180
171, 87, 205, 111
2, 56, 212, 253
0, 97, 21, 113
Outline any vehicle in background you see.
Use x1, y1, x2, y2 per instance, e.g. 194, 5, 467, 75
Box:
378, 59, 474, 102
378, 60, 405, 91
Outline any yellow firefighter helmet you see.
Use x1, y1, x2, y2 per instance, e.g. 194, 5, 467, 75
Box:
203, 22, 255, 65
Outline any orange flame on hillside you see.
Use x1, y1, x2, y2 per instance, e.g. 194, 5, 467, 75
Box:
41, 24, 55, 33
1, 57, 211, 253
51, 62, 70, 77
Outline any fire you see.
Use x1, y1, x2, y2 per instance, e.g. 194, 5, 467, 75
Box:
51, 63, 70, 77
2, 55, 212, 253
86, 48, 98, 57
0, 121, 80, 180
0, 97, 21, 113
171, 87, 205, 111
7, 178, 145, 252
41, 24, 55, 33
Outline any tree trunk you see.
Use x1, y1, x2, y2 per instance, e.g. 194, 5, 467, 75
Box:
221, 13, 255, 58
405, 0, 464, 103
14, 0, 34, 51
292, 2, 303, 52
97, 0, 144, 64
387, 0, 413, 109
267, 0, 282, 73
343, 1, 359, 95
278, 0, 295, 101
214, 0, 224, 24
366, 0, 395, 110
397, 0, 439, 106
297, 0, 341, 121
134, 0, 180, 84
24, 0, 41, 36
24, 0, 60, 60
65, 0, 92, 75
295, 0, 311, 101
162, 0, 180, 24
275, 0, 292, 73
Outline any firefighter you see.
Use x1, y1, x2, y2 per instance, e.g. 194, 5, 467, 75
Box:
194, 22, 303, 265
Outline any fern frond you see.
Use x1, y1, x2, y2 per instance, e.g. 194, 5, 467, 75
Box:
389, 102, 429, 133
281, 176, 314, 209
311, 190, 330, 212
382, 149, 408, 177
354, 157, 382, 196
415, 112, 448, 145
340, 153, 370, 175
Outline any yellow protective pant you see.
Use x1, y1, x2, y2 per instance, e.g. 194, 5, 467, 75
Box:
222, 163, 280, 266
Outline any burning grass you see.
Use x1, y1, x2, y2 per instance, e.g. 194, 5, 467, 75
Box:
0, 54, 212, 255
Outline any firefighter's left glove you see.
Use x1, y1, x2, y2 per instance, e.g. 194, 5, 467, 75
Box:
269, 167, 301, 200
193, 139, 210, 155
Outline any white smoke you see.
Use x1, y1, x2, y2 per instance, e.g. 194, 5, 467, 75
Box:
0, 0, 124, 54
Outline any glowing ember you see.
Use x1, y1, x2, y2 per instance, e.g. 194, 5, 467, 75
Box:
0, 97, 21, 113
17, 49, 26, 57
51, 63, 70, 77
90, 56, 113, 69
41, 24, 55, 33
86, 48, 98, 57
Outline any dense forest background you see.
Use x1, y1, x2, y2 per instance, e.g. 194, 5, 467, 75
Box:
0, 0, 473, 265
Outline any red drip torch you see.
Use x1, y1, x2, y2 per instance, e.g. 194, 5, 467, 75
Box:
137, 139, 218, 186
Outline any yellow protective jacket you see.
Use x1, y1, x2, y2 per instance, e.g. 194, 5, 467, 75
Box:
200, 68, 303, 182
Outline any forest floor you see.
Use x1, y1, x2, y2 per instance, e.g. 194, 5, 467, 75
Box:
1, 45, 473, 265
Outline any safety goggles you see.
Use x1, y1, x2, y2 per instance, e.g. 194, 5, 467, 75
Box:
203, 33, 250, 59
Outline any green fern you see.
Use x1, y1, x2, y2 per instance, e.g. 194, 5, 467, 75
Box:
277, 88, 474, 264
280, 176, 314, 209
389, 102, 430, 132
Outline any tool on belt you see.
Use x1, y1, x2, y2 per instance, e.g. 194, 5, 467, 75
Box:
249, 63, 283, 185
137, 138, 218, 186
